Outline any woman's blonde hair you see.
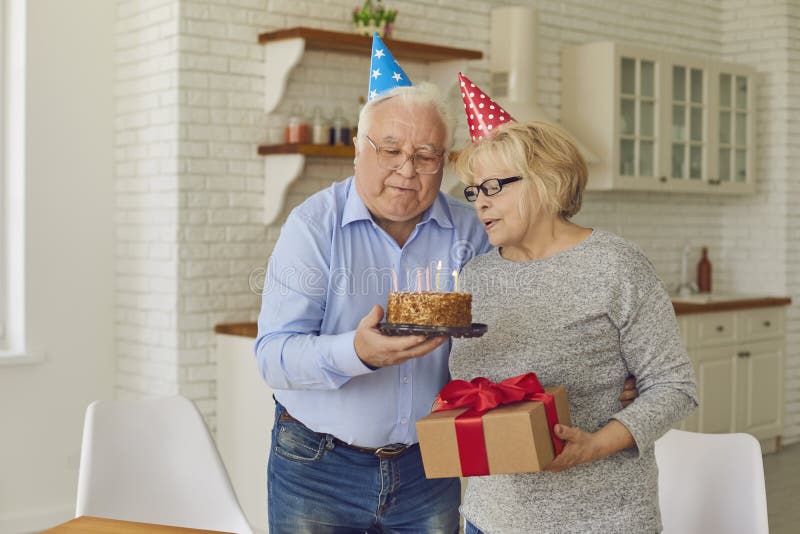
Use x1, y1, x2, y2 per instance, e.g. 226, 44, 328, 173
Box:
455, 121, 588, 218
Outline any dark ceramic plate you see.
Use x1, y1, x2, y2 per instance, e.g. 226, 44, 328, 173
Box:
377, 322, 487, 338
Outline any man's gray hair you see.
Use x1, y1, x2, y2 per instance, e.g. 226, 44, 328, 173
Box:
356, 82, 456, 151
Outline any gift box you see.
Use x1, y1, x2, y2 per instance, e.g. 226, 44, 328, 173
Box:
416, 374, 571, 478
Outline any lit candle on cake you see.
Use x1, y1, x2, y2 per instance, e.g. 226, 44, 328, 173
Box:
392, 267, 398, 292
425, 266, 431, 291
436, 260, 442, 291
417, 269, 423, 293
452, 269, 459, 292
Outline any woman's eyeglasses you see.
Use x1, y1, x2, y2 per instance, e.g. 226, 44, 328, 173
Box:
463, 176, 523, 202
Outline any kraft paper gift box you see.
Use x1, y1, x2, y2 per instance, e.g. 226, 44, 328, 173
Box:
416, 383, 571, 478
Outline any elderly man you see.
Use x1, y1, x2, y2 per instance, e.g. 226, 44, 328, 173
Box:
256, 74, 484, 532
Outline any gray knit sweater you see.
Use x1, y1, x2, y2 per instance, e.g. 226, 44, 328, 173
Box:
449, 229, 697, 534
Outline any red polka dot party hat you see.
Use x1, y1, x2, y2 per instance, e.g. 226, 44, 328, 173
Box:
458, 72, 516, 142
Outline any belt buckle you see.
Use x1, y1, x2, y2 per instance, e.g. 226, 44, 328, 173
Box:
374, 444, 408, 459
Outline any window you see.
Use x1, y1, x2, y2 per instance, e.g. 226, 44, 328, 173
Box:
0, 0, 7, 349
1, 0, 28, 360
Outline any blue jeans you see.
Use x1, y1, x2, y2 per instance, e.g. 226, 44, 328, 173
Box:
464, 521, 484, 534
268, 402, 461, 533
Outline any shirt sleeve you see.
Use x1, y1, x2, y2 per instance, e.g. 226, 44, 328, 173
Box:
254, 210, 373, 391
610, 278, 698, 456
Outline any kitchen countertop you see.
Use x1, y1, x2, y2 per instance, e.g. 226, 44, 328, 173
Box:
670, 296, 791, 315
215, 296, 793, 338
215, 322, 259, 338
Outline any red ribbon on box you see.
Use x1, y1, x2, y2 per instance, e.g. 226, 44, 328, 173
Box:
432, 373, 564, 476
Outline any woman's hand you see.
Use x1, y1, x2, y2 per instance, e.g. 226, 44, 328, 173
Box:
544, 420, 635, 473
543, 424, 601, 472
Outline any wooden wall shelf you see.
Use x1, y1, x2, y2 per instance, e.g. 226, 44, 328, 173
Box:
259, 26, 483, 114
259, 27, 482, 63
258, 143, 461, 160
258, 144, 355, 157
257, 143, 464, 215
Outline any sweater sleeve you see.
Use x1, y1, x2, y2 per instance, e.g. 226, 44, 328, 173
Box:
611, 279, 698, 456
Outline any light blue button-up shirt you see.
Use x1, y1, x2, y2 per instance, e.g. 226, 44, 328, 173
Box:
255, 176, 490, 447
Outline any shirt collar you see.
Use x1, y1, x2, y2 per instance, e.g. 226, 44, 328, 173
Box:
341, 177, 374, 226
425, 193, 454, 229
341, 176, 455, 230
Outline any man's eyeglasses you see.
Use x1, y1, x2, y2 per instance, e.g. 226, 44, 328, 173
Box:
463, 176, 523, 202
364, 136, 444, 175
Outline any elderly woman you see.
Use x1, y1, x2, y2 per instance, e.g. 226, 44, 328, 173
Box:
450, 120, 698, 533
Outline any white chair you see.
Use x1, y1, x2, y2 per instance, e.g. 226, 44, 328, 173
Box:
76, 395, 253, 534
655, 429, 769, 534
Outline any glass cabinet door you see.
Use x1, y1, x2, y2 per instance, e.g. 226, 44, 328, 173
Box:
718, 72, 750, 183
619, 56, 657, 178
671, 65, 705, 181
561, 41, 756, 193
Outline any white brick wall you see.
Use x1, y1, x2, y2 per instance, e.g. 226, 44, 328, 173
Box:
114, 0, 800, 442
771, 0, 800, 445
175, 0, 273, 429
719, 0, 799, 445
115, 0, 181, 400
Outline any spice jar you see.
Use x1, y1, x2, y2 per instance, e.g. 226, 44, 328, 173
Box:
310, 106, 330, 145
285, 105, 308, 144
265, 113, 287, 145
329, 106, 351, 146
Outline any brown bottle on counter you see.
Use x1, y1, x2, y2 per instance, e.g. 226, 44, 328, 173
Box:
697, 246, 712, 293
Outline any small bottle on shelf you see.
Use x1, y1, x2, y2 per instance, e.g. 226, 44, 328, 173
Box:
329, 106, 351, 146
265, 113, 286, 145
285, 104, 308, 144
697, 246, 712, 293
310, 106, 329, 145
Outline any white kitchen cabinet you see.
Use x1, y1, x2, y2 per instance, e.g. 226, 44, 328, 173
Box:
676, 306, 785, 451
685, 345, 736, 434
561, 41, 755, 194
216, 330, 273, 534
736, 339, 784, 438
715, 64, 755, 191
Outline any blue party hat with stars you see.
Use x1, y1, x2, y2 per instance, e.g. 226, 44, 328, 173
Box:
368, 33, 412, 101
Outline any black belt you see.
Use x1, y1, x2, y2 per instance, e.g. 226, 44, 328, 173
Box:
278, 410, 413, 459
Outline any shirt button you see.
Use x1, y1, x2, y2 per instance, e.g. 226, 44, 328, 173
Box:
401, 417, 408, 424
402, 376, 409, 383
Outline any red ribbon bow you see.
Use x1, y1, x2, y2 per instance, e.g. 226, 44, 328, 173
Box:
433, 373, 564, 476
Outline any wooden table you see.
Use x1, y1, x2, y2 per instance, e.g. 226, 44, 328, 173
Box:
43, 516, 234, 533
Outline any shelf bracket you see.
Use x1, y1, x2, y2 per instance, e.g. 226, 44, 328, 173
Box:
263, 154, 305, 226
264, 37, 305, 114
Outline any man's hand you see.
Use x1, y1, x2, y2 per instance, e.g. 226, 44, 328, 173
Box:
619, 375, 638, 407
354, 305, 448, 368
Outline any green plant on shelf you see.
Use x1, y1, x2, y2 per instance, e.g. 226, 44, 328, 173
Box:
352, 0, 397, 38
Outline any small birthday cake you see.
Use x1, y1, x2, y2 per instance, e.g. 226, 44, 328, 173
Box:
386, 292, 472, 328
